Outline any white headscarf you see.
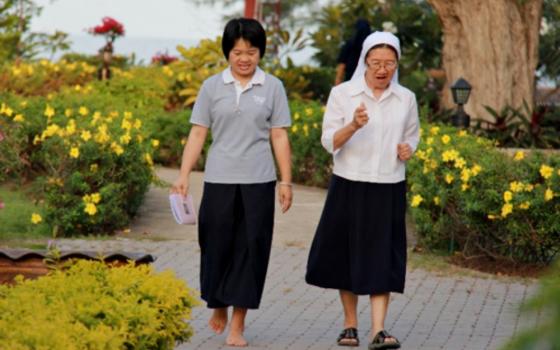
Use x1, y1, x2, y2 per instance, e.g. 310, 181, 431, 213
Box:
351, 31, 401, 83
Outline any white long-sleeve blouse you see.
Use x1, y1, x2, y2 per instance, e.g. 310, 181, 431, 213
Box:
321, 76, 420, 184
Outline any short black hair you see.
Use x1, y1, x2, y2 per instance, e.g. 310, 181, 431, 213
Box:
222, 18, 267, 59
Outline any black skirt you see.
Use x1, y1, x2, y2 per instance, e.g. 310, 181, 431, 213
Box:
306, 175, 407, 295
198, 181, 275, 309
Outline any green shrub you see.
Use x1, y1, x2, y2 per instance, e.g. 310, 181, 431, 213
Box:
500, 259, 560, 349
0, 260, 200, 349
408, 123, 560, 264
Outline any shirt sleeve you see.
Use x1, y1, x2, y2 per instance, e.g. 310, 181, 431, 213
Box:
321, 87, 345, 154
190, 80, 211, 127
403, 93, 420, 152
270, 79, 291, 128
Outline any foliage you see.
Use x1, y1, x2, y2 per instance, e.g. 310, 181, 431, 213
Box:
408, 122, 560, 265
288, 100, 331, 187
500, 259, 560, 349
539, 0, 560, 86
471, 102, 560, 149
310, 0, 441, 106
0, 183, 50, 240
0, 0, 70, 61
0, 260, 200, 349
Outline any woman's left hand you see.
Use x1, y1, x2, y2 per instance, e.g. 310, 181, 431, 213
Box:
278, 184, 293, 213
397, 143, 413, 161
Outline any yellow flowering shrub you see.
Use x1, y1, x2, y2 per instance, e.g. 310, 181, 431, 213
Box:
0, 260, 199, 349
408, 122, 560, 264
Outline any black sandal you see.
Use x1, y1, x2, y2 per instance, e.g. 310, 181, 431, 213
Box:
368, 330, 401, 349
337, 327, 360, 347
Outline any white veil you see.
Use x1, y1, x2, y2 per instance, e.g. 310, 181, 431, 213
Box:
351, 31, 401, 83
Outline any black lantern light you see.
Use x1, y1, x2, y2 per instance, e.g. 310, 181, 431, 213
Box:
450, 77, 472, 128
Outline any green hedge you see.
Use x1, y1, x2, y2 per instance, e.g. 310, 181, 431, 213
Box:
407, 123, 560, 264
0, 260, 199, 349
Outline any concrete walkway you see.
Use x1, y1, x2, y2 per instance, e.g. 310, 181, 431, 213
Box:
57, 167, 541, 350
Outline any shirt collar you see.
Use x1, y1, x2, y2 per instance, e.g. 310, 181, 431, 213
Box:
222, 66, 265, 85
347, 74, 404, 101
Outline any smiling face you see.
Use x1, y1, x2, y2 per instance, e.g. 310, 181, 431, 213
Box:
364, 46, 398, 90
228, 38, 260, 80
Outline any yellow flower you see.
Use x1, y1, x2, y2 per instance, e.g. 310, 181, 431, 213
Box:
91, 193, 101, 204
540, 164, 554, 179
503, 191, 513, 202
441, 134, 451, 144
410, 194, 423, 207
84, 202, 97, 216
305, 108, 313, 117
294, 112, 300, 120
133, 119, 142, 129
513, 151, 524, 161
460, 169, 471, 182
64, 108, 73, 117
90, 164, 98, 172
509, 181, 523, 192
303, 124, 309, 137
519, 202, 530, 210
78, 106, 89, 116
426, 137, 434, 145
144, 153, 153, 166
461, 183, 469, 191
454, 157, 466, 169
181, 138, 187, 145
81, 130, 92, 141
471, 164, 482, 176
151, 139, 160, 147
291, 124, 299, 133
31, 213, 42, 224
123, 111, 132, 119
458, 130, 467, 137
44, 105, 55, 118
120, 133, 131, 144
313, 122, 319, 129
487, 214, 497, 220
121, 119, 132, 130
442, 149, 460, 162
445, 174, 454, 184
13, 114, 24, 122
65, 120, 76, 135
69, 147, 80, 158
545, 188, 554, 201
433, 196, 440, 205
111, 142, 124, 155
525, 183, 534, 192
429, 126, 440, 135
501, 203, 513, 217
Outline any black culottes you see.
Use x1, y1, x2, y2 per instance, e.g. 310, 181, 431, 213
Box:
198, 181, 275, 309
306, 175, 407, 295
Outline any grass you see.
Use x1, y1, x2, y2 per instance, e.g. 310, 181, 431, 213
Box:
0, 182, 51, 243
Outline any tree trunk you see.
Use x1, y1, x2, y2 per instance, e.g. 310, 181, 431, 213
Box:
427, 0, 543, 123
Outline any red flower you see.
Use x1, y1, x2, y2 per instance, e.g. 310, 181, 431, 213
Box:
89, 17, 125, 42
152, 52, 178, 65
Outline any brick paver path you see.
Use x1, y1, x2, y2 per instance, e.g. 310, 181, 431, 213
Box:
56, 168, 541, 350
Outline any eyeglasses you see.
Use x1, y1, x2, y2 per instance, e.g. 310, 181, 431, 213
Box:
367, 60, 398, 71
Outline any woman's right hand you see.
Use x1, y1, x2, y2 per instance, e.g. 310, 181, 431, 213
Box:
171, 175, 189, 196
351, 102, 369, 130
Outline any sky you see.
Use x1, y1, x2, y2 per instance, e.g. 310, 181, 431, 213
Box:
30, 0, 244, 63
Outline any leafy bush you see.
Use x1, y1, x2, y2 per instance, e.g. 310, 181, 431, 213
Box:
500, 259, 560, 349
408, 122, 560, 264
0, 260, 199, 349
0, 60, 97, 96
0, 93, 157, 236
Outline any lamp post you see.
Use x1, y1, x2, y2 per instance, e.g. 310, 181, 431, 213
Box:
450, 77, 472, 128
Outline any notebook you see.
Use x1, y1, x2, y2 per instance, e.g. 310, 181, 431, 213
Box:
169, 193, 197, 225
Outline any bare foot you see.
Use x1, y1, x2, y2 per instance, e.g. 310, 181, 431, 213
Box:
226, 329, 248, 347
208, 308, 228, 334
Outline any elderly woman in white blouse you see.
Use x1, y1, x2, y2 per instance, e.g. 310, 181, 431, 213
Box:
306, 31, 419, 350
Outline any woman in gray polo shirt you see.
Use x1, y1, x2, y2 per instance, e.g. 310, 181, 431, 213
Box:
171, 18, 292, 347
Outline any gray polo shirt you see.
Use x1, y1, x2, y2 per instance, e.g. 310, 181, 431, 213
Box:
190, 67, 291, 184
